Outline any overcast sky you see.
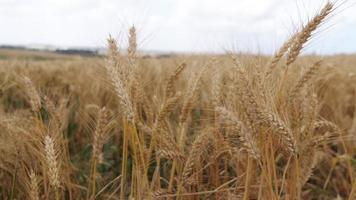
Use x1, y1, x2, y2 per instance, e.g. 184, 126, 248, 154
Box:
0, 0, 355, 54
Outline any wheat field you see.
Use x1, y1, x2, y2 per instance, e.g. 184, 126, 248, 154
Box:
1, 1, 356, 200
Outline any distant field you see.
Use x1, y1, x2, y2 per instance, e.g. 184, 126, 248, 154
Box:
0, 48, 77, 60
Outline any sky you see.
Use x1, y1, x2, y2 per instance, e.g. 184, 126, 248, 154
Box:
0, 0, 355, 54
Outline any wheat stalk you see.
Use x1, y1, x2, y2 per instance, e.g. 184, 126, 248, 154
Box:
128, 26, 137, 60
266, 33, 298, 77
182, 131, 214, 184
165, 63, 186, 99
105, 48, 134, 122
44, 135, 60, 189
215, 107, 261, 160
286, 2, 333, 65
20, 76, 41, 113
180, 66, 207, 124
289, 61, 322, 102
28, 170, 39, 200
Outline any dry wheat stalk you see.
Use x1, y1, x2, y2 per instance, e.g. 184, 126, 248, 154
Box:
215, 107, 261, 160
157, 128, 183, 160
311, 120, 341, 146
137, 122, 153, 136
128, 26, 137, 60
43, 96, 63, 133
92, 107, 109, 161
232, 65, 278, 160
314, 120, 340, 134
300, 92, 319, 138
44, 135, 60, 188
231, 59, 264, 121
107, 36, 133, 88
298, 146, 319, 188
289, 61, 322, 102
211, 69, 222, 108
165, 63, 186, 99
180, 66, 207, 123
127, 26, 139, 86
130, 79, 142, 103
182, 131, 214, 184
28, 170, 40, 200
266, 33, 298, 77
156, 94, 181, 129
148, 93, 181, 155
21, 76, 41, 113
156, 149, 183, 161
105, 52, 134, 122
286, 2, 333, 65
263, 112, 297, 155
155, 128, 184, 162
107, 35, 120, 61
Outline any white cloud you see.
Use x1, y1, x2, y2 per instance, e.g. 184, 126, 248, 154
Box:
0, 0, 355, 54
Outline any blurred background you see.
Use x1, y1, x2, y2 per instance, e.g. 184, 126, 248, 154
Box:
0, 0, 355, 55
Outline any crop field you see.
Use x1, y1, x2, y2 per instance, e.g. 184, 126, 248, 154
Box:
1, 1, 356, 200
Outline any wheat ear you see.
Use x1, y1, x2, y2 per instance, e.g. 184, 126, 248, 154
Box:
92, 107, 109, 161
266, 33, 298, 77
182, 131, 214, 185
21, 76, 41, 113
215, 107, 261, 160
289, 61, 322, 102
286, 2, 333, 65
28, 170, 39, 200
128, 26, 137, 60
44, 135, 60, 188
105, 42, 134, 122
165, 63, 186, 99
